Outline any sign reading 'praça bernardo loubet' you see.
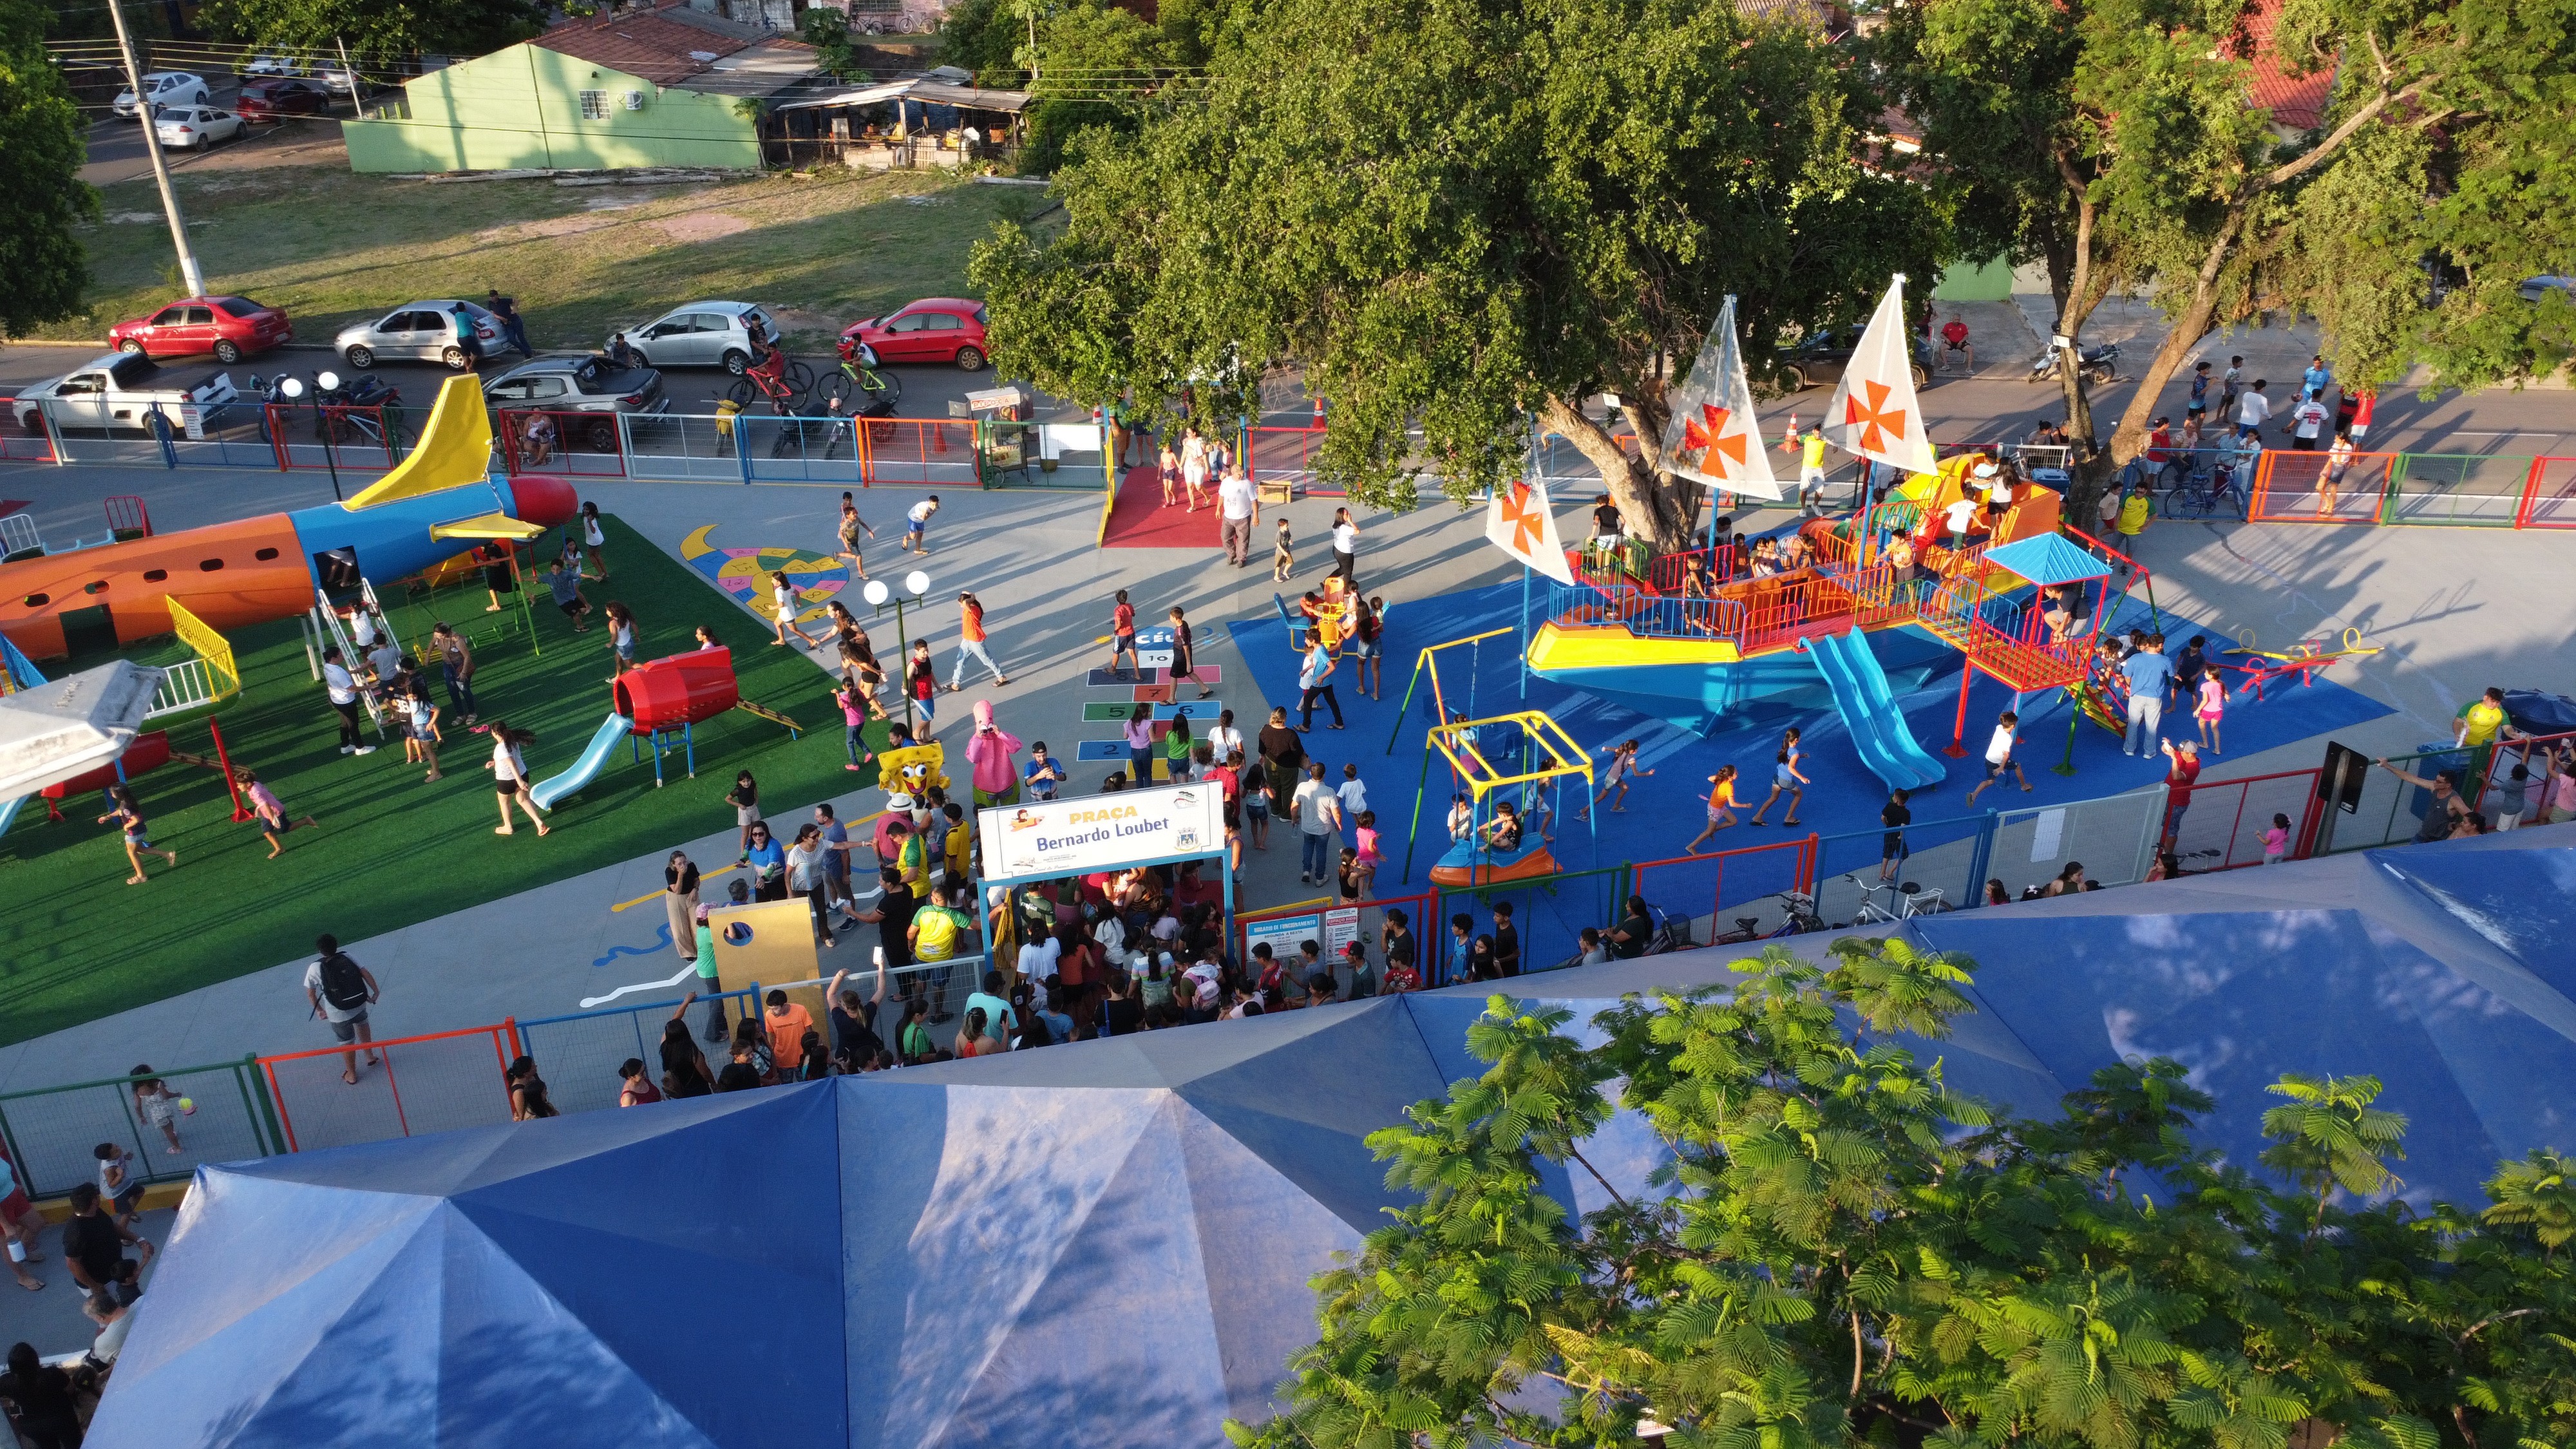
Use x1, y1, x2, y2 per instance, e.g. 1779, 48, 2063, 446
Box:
980, 783, 1229, 880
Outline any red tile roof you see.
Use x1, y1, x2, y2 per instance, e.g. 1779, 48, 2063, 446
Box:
2239, 0, 2335, 131
534, 10, 748, 86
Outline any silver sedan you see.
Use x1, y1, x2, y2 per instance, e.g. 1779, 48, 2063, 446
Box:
334, 301, 504, 372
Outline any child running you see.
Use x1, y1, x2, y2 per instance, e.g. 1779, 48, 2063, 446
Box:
1106, 590, 1140, 679
1578, 739, 1653, 819
1684, 766, 1741, 853
97, 782, 176, 884
1747, 727, 1808, 825
833, 491, 876, 579
2193, 668, 2226, 752
1964, 710, 2031, 804
239, 769, 319, 858
769, 571, 820, 649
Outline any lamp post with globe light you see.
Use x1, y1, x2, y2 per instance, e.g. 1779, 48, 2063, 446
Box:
864, 569, 932, 737
279, 374, 341, 501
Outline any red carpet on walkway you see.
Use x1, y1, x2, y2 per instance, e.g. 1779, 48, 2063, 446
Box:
1100, 462, 1223, 549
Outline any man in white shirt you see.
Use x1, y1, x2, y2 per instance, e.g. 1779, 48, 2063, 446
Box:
1290, 762, 1343, 886
2233, 381, 2270, 440
320, 647, 374, 755
1217, 467, 1259, 566
2288, 393, 2329, 450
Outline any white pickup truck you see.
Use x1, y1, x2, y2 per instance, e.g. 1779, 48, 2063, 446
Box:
12, 352, 239, 436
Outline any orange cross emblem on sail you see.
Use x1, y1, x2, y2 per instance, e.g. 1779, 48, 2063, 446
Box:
1842, 380, 1909, 455
1681, 404, 1747, 478
1497, 480, 1546, 555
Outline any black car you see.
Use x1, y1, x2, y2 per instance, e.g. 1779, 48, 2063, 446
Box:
1775, 325, 1933, 392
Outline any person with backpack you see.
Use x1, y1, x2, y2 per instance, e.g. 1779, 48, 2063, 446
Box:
301, 933, 380, 1085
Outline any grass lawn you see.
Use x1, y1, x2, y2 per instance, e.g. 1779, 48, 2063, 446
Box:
0, 516, 889, 1050
33, 163, 1039, 352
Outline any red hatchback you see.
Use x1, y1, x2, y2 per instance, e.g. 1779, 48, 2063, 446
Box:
108, 296, 292, 364
236, 77, 332, 122
840, 298, 990, 371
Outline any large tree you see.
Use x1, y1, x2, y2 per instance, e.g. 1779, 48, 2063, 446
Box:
2070, 0, 2576, 467
196, 0, 547, 68
1876, 0, 2126, 482
969, 0, 1948, 550
0, 0, 95, 338
1229, 943, 2576, 1448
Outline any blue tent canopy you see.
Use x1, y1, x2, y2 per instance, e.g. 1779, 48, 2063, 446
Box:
90, 833, 2576, 1447
1983, 533, 2114, 587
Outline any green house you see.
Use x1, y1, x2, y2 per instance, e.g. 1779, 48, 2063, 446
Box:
342, 7, 816, 174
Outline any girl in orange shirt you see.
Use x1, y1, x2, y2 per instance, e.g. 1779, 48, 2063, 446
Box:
1685, 765, 1741, 854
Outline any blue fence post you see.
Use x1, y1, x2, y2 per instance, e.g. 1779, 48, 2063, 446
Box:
1966, 810, 1998, 907
737, 418, 753, 486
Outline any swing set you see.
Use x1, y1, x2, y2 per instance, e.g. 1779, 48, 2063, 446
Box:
1387, 627, 1600, 884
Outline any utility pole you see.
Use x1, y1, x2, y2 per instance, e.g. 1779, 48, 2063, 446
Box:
104, 0, 206, 296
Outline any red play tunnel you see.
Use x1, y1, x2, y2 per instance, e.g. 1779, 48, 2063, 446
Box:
613, 647, 739, 732
42, 730, 172, 800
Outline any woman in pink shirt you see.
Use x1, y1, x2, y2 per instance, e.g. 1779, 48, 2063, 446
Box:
963, 699, 1024, 808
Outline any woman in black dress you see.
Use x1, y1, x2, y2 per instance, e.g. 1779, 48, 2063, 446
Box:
1258, 706, 1305, 819
1167, 605, 1213, 699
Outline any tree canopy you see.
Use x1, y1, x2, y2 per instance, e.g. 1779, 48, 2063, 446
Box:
196, 0, 547, 68
970, 0, 1948, 549
1231, 942, 2576, 1449
0, 0, 96, 339
1882, 0, 2576, 474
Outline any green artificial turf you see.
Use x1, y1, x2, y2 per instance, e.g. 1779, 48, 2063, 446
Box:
0, 516, 878, 1050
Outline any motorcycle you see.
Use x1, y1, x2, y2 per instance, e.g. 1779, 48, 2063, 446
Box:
314, 374, 403, 450
2026, 340, 2121, 386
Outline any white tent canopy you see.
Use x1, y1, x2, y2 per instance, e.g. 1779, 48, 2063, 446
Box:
0, 661, 166, 799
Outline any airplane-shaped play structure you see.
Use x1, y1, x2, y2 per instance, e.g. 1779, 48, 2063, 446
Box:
0, 376, 576, 659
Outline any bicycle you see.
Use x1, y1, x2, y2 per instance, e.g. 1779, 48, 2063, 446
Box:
2160, 460, 2247, 520
724, 355, 816, 415
1710, 889, 1826, 943
817, 342, 904, 442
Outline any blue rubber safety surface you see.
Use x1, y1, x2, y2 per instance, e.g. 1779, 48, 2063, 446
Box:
1225, 579, 2395, 886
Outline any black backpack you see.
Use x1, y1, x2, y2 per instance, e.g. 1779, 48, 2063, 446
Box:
318, 952, 369, 1011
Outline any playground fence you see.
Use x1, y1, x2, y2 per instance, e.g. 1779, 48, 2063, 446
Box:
1809, 811, 1989, 926
866, 415, 984, 487
1989, 788, 2168, 898
2517, 457, 2576, 528
0, 399, 55, 462
0, 1059, 280, 1200
494, 408, 630, 479
2381, 452, 2532, 526
621, 411, 749, 482
1434, 863, 1629, 984
517, 989, 763, 1117
1247, 424, 1328, 496
1632, 838, 1812, 945
2161, 768, 2324, 871
2248, 449, 2400, 524
2314, 730, 2576, 854
257, 1021, 520, 1153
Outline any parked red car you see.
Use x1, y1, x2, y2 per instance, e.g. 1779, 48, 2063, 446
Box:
839, 298, 990, 371
108, 296, 293, 364
235, 77, 332, 122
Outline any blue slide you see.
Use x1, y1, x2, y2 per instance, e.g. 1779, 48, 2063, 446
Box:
530, 714, 634, 810
1808, 630, 1947, 791
0, 797, 22, 838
